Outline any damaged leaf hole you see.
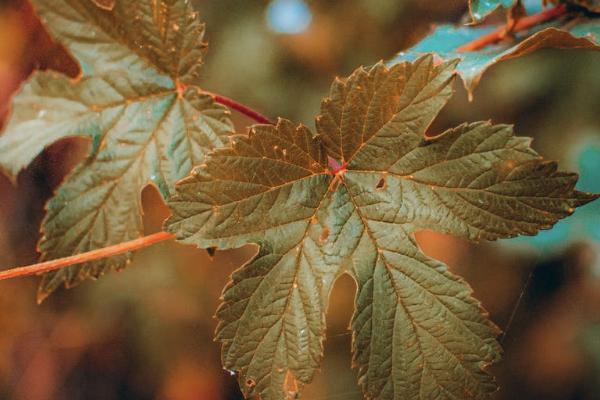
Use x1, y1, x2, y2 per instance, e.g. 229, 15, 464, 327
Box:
375, 176, 387, 190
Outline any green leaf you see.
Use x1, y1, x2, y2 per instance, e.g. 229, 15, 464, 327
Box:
170, 120, 336, 399
0, 0, 233, 301
167, 56, 598, 399
470, 0, 520, 21
391, 2, 600, 96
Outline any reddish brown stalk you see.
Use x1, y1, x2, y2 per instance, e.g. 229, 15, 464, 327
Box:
457, 4, 568, 52
206, 92, 274, 125
0, 231, 175, 282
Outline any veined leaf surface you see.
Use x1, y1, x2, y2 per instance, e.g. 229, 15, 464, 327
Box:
167, 56, 598, 399
0, 0, 233, 301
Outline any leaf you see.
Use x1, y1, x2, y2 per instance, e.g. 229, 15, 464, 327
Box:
170, 120, 336, 399
90, 0, 115, 11
391, 1, 600, 96
470, 0, 520, 22
569, 0, 600, 12
0, 0, 233, 301
167, 56, 598, 399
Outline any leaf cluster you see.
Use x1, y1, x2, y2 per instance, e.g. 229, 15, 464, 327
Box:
0, 1, 598, 399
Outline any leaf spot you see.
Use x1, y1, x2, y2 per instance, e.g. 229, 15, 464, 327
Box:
319, 227, 330, 243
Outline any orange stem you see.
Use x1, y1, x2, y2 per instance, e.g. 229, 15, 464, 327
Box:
0, 231, 175, 282
206, 91, 274, 125
457, 4, 568, 53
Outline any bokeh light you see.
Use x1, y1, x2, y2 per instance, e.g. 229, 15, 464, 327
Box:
266, 0, 312, 35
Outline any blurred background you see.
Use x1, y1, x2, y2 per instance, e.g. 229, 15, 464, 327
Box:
0, 0, 599, 399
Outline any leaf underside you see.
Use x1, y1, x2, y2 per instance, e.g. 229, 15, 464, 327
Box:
0, 0, 233, 301
167, 56, 597, 399
392, 1, 600, 96
469, 0, 520, 22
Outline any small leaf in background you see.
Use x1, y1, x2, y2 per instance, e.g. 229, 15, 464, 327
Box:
0, 0, 233, 301
470, 0, 520, 22
391, 0, 600, 97
570, 0, 600, 12
167, 56, 597, 400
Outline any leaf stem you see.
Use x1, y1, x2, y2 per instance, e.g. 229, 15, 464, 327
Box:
206, 91, 274, 125
0, 231, 175, 282
457, 4, 568, 53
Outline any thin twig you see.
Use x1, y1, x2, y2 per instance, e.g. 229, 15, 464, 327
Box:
457, 4, 568, 53
207, 91, 274, 125
0, 231, 175, 282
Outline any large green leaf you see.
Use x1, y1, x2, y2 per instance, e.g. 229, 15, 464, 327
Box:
167, 56, 598, 399
0, 0, 233, 301
391, 2, 600, 96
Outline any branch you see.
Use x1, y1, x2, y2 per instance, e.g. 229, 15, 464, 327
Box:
0, 231, 175, 282
207, 91, 274, 125
457, 4, 568, 53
